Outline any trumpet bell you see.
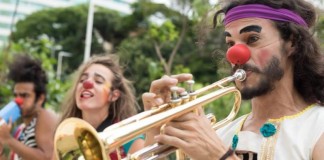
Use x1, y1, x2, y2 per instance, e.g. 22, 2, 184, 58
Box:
54, 117, 108, 160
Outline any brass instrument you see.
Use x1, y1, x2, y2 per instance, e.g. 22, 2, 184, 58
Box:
54, 69, 246, 160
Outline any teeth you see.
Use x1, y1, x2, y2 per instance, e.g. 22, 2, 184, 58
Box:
82, 94, 92, 98
81, 91, 93, 98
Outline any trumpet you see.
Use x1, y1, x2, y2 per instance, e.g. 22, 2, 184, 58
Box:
54, 69, 246, 160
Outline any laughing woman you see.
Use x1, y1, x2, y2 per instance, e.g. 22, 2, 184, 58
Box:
56, 54, 144, 159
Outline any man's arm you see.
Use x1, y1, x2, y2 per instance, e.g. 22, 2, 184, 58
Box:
313, 133, 324, 160
0, 143, 7, 160
6, 109, 58, 160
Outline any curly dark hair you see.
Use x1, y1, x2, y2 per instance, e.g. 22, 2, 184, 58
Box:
8, 54, 48, 106
213, 0, 324, 105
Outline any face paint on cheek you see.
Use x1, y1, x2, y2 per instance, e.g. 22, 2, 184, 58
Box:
102, 82, 112, 100
256, 49, 271, 67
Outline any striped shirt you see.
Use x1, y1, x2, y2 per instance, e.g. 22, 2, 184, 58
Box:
12, 117, 37, 160
20, 117, 37, 147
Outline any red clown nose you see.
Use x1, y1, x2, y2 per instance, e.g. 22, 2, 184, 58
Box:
226, 44, 251, 65
14, 97, 23, 106
83, 81, 94, 89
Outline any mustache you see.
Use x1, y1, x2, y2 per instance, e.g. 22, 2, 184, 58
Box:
232, 64, 261, 74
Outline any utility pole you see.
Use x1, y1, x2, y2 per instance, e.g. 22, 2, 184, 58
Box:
84, 0, 95, 63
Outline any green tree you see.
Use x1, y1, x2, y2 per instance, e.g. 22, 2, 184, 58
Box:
11, 4, 133, 74
117, 1, 233, 108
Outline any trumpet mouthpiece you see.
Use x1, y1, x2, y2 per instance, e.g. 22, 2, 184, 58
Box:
233, 69, 246, 81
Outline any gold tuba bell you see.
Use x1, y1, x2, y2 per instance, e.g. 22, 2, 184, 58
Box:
53, 69, 246, 160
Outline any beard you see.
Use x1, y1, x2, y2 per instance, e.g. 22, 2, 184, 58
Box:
235, 57, 284, 100
22, 103, 38, 118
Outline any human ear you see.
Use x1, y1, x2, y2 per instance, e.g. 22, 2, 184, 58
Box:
36, 94, 46, 107
286, 36, 295, 57
110, 90, 121, 102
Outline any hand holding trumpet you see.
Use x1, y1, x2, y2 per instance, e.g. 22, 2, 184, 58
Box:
142, 73, 193, 148
142, 73, 237, 160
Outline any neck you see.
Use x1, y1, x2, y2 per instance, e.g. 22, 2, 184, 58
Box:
243, 68, 311, 133
22, 106, 41, 125
82, 109, 109, 129
250, 71, 310, 120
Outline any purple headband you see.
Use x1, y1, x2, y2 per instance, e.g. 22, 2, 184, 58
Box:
224, 4, 308, 27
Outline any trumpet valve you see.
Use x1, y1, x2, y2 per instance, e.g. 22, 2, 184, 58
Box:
185, 80, 197, 101
186, 80, 195, 93
170, 86, 182, 107
180, 91, 190, 104
189, 92, 197, 101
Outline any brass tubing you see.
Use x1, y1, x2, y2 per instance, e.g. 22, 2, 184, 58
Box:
102, 87, 239, 150
54, 69, 246, 160
130, 87, 241, 160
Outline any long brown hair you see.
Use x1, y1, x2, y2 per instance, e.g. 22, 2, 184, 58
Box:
213, 0, 324, 105
59, 54, 139, 123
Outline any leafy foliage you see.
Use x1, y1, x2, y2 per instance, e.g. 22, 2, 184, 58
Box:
11, 4, 131, 73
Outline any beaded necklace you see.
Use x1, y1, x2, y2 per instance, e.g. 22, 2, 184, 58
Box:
231, 104, 315, 151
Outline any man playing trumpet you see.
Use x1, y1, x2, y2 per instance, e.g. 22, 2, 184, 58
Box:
143, 0, 324, 159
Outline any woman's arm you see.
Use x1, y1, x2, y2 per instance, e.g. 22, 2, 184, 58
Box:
125, 135, 145, 154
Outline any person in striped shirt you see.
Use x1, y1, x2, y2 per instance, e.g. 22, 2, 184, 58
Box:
0, 54, 59, 160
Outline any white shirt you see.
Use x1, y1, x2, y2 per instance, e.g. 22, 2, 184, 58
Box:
216, 105, 324, 160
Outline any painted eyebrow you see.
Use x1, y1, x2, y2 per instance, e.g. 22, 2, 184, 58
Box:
224, 31, 231, 37
239, 25, 262, 34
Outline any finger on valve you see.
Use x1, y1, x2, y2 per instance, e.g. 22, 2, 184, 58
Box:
142, 92, 164, 111
149, 74, 193, 93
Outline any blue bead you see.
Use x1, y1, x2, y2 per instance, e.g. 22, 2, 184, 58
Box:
260, 123, 277, 137
232, 134, 239, 150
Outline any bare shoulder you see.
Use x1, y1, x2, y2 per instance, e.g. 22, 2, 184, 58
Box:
34, 108, 60, 142
37, 108, 60, 126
